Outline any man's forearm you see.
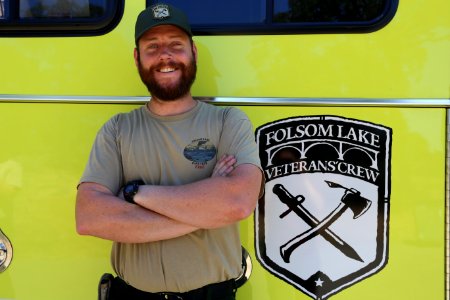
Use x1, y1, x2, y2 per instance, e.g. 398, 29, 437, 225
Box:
76, 183, 198, 243
134, 164, 262, 229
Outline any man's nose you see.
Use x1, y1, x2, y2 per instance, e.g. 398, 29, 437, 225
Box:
159, 46, 173, 59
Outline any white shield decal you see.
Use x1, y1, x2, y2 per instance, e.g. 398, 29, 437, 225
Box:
255, 116, 391, 300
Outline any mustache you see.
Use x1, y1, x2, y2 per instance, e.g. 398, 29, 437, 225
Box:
150, 61, 184, 72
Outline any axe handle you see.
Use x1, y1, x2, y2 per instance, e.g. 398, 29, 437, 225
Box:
280, 202, 347, 263
273, 183, 364, 263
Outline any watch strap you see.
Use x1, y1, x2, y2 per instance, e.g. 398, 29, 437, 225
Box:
123, 180, 145, 204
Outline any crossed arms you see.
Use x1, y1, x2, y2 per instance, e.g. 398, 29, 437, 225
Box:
76, 155, 262, 243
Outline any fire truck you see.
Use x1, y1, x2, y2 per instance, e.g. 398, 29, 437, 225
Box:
0, 1, 449, 299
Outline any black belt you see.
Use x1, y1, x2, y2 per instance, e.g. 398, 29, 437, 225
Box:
109, 276, 237, 300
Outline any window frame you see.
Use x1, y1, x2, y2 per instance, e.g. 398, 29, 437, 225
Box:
0, 0, 124, 37
146, 0, 399, 35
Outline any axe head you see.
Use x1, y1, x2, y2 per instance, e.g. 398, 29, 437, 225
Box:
342, 191, 372, 219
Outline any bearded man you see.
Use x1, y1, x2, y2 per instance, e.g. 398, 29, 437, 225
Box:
75, 3, 262, 300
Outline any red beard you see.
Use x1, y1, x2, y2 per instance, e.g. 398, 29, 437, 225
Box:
137, 56, 197, 101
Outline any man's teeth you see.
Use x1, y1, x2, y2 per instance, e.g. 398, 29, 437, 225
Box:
160, 67, 175, 73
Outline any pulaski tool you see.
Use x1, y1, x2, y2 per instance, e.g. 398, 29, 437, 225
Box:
275, 181, 371, 263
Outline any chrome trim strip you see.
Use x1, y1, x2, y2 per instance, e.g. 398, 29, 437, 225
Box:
199, 97, 450, 107
446, 110, 450, 300
0, 95, 450, 107
0, 95, 148, 104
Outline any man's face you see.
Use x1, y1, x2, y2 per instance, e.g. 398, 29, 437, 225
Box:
135, 25, 197, 101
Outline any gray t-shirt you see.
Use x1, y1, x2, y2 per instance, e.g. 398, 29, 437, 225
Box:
79, 101, 261, 292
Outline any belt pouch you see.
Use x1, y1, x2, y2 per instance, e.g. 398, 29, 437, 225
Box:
98, 273, 114, 300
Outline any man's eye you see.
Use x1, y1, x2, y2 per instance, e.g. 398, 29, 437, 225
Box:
171, 42, 183, 48
147, 44, 159, 50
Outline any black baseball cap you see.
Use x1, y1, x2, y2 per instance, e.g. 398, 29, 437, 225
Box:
135, 3, 192, 45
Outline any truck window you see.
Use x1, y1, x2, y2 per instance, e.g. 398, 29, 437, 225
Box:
0, 0, 5, 19
0, 0, 124, 36
147, 0, 398, 34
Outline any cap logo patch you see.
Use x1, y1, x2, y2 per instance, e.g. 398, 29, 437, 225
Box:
152, 4, 170, 19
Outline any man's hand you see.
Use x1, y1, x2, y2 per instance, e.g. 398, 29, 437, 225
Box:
212, 154, 236, 177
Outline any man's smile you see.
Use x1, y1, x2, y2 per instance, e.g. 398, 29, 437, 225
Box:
158, 67, 176, 73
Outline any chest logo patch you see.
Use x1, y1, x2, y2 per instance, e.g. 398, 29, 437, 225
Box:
255, 115, 392, 299
184, 138, 217, 169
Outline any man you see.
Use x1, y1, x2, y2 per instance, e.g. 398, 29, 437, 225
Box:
75, 3, 262, 300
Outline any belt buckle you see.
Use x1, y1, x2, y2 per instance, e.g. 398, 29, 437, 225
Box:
159, 292, 184, 300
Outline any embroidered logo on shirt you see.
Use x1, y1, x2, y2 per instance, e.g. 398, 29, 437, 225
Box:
184, 138, 216, 169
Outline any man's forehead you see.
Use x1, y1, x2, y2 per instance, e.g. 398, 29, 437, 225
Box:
140, 24, 189, 40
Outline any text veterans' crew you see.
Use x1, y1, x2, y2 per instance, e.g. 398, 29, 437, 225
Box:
75, 3, 262, 300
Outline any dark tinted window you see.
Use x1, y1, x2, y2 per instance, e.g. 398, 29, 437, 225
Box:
273, 0, 386, 23
0, 0, 5, 19
156, 1, 267, 25
0, 0, 124, 36
19, 0, 106, 19
147, 0, 398, 34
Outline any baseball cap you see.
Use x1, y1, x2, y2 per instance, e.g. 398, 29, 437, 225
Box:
135, 3, 192, 45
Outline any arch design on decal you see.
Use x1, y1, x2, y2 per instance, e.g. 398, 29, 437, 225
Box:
266, 139, 379, 170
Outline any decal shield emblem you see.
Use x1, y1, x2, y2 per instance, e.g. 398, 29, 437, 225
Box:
255, 116, 391, 299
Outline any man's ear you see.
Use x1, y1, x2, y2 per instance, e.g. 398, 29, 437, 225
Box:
133, 48, 139, 67
192, 42, 198, 63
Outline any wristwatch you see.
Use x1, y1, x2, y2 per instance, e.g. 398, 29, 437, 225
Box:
123, 180, 145, 204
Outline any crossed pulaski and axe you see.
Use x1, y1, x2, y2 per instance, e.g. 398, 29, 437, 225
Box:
273, 181, 372, 263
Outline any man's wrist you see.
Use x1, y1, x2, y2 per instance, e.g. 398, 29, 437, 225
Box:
123, 180, 145, 204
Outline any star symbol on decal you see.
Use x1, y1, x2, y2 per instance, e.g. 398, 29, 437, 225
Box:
315, 277, 324, 287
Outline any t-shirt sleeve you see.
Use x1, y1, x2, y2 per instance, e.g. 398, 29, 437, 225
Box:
218, 107, 262, 170
78, 115, 123, 195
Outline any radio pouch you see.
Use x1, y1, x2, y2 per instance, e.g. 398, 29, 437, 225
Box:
98, 273, 114, 300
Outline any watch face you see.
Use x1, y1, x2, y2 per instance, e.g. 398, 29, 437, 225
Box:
123, 180, 144, 203
124, 184, 136, 195
123, 182, 138, 203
